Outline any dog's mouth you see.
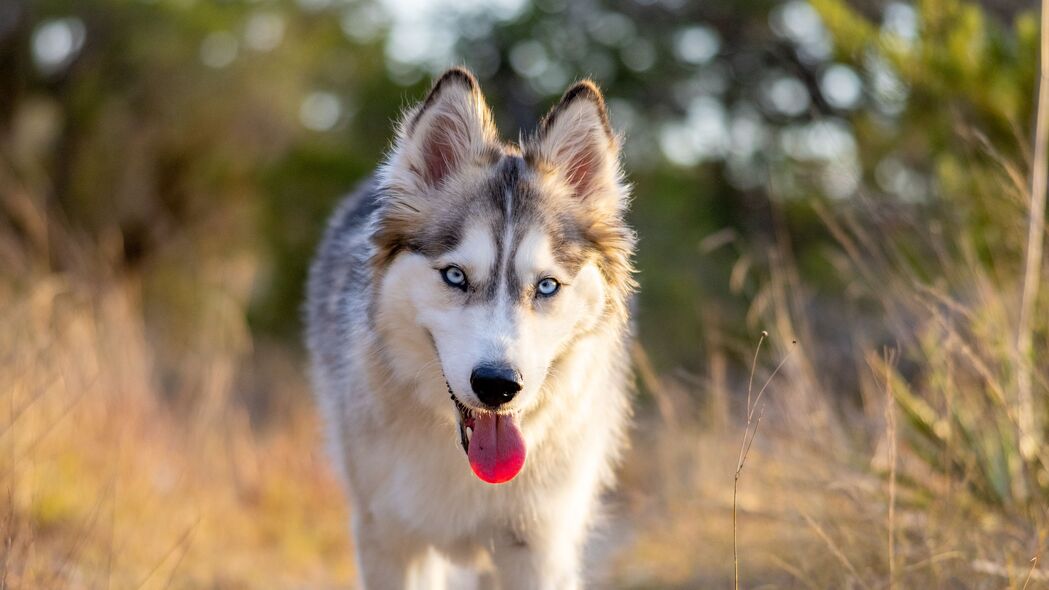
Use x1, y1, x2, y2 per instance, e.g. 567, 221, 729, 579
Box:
448, 386, 526, 485
451, 393, 475, 454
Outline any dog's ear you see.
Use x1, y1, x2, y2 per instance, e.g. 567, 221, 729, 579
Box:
526, 81, 625, 213
527, 82, 636, 299
382, 67, 497, 195
373, 68, 496, 267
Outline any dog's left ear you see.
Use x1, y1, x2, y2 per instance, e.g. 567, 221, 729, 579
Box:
528, 82, 636, 298
527, 81, 625, 212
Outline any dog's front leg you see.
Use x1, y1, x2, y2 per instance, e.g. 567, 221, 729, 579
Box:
490, 527, 583, 590
353, 512, 431, 590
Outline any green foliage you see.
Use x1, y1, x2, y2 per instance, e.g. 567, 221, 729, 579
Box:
814, 0, 1048, 515
815, 0, 1038, 261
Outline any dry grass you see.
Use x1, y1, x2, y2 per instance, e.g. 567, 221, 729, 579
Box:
0, 126, 1046, 588
0, 279, 354, 588
0, 259, 1045, 588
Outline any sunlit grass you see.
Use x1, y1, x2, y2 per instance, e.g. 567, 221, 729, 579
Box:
1, 236, 1045, 588
1, 134, 1046, 588
0, 280, 353, 588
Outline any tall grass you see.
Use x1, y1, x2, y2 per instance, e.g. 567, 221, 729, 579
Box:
2, 157, 1047, 590
0, 199, 354, 587
6, 185, 1044, 588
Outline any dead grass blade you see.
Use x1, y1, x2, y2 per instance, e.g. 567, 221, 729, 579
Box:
1016, 0, 1049, 463
135, 518, 200, 590
882, 348, 899, 590
733, 332, 796, 590
800, 511, 873, 590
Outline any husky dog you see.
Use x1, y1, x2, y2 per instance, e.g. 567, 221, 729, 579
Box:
306, 67, 636, 589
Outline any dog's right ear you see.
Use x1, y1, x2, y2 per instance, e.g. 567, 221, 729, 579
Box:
381, 68, 497, 196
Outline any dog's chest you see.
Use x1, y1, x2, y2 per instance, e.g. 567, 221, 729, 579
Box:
354, 413, 556, 545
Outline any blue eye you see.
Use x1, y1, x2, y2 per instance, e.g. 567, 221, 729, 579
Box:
441, 266, 468, 290
536, 277, 560, 297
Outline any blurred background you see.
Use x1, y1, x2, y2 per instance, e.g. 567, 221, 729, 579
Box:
1, 0, 1047, 587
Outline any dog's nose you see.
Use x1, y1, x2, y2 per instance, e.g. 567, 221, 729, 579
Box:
470, 364, 522, 408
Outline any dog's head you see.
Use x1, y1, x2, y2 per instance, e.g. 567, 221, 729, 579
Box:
371, 68, 635, 483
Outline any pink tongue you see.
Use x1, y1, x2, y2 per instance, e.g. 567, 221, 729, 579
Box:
467, 413, 526, 484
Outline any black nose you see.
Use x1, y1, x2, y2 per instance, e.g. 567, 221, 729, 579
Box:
470, 364, 522, 408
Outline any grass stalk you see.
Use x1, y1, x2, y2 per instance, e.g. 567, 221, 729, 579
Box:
733, 331, 794, 590
1016, 0, 1049, 461
883, 349, 899, 590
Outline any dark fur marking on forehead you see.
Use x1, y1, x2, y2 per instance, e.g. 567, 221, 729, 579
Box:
503, 223, 525, 302
497, 155, 539, 303
486, 154, 528, 222
499, 181, 595, 303
498, 154, 525, 186
478, 154, 523, 302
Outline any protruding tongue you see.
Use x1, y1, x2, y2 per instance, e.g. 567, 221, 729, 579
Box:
467, 413, 526, 484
